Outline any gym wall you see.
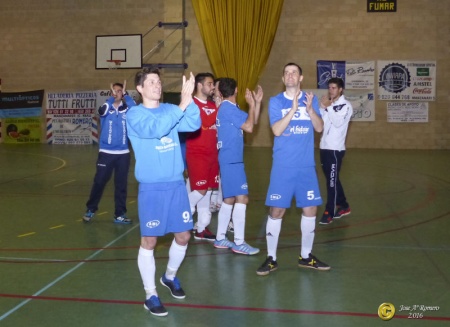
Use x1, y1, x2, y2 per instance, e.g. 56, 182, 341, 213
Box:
0, 0, 448, 149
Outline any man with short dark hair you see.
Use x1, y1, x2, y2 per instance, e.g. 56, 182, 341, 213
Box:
257, 63, 330, 276
126, 67, 200, 317
186, 72, 219, 241
318, 77, 352, 225
213, 77, 263, 255
83, 81, 135, 224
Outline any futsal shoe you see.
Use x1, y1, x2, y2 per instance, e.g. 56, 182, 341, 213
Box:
319, 211, 333, 225
256, 256, 278, 276
231, 242, 260, 255
298, 254, 330, 271
194, 227, 216, 241
334, 206, 351, 219
160, 274, 186, 299
83, 210, 95, 222
144, 296, 168, 317
114, 215, 132, 224
213, 238, 234, 249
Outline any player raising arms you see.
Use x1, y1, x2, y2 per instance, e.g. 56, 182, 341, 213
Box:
257, 63, 330, 276
213, 77, 263, 255
126, 67, 200, 317
186, 72, 219, 241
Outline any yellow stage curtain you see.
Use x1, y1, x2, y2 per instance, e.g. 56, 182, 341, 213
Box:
192, 0, 284, 109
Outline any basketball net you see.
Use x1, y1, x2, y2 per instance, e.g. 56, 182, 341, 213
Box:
107, 60, 122, 70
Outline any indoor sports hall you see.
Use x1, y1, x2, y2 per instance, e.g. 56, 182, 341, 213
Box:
1, 1, 449, 326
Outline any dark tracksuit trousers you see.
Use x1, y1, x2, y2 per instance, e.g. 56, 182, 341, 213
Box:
320, 149, 348, 216
86, 151, 130, 217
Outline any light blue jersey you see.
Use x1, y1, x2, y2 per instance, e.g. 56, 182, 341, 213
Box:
216, 100, 247, 164
126, 101, 200, 184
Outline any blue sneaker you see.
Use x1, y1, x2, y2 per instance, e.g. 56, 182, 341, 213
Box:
83, 210, 94, 223
144, 295, 168, 317
114, 215, 132, 224
231, 242, 260, 255
214, 238, 234, 249
160, 274, 185, 299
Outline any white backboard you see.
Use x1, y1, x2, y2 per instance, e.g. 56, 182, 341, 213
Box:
96, 34, 142, 69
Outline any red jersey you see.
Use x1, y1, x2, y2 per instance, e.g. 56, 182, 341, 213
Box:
186, 97, 218, 153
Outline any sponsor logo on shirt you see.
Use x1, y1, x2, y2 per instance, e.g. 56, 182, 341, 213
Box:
155, 136, 178, 152
203, 107, 216, 115
146, 220, 160, 228
270, 194, 281, 200
332, 104, 346, 112
289, 125, 309, 134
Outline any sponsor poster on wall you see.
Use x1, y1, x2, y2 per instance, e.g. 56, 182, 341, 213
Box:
46, 91, 97, 144
387, 102, 428, 123
377, 61, 436, 101
46, 90, 139, 145
0, 90, 44, 143
345, 61, 376, 89
317, 61, 346, 89
317, 60, 375, 90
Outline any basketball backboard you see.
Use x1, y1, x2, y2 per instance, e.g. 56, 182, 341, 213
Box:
96, 34, 142, 69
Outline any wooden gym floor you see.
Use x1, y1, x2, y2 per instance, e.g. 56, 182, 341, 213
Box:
0, 144, 449, 326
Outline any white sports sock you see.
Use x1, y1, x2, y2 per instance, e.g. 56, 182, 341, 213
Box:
216, 203, 233, 241
196, 190, 212, 232
137, 247, 157, 299
188, 190, 204, 214
232, 203, 246, 245
185, 177, 191, 193
210, 190, 219, 204
300, 215, 316, 258
166, 239, 188, 280
266, 215, 282, 261
217, 180, 223, 205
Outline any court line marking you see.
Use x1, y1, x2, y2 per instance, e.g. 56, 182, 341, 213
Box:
53, 180, 76, 187
0, 223, 139, 321
49, 225, 65, 230
17, 232, 35, 238
0, 257, 68, 262
0, 293, 449, 321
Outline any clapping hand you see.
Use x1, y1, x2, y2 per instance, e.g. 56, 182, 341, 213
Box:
179, 72, 195, 111
252, 85, 263, 103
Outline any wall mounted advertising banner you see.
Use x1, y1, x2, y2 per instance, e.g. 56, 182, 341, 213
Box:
345, 61, 376, 89
377, 61, 436, 101
0, 90, 44, 143
46, 91, 97, 145
317, 61, 375, 90
317, 61, 346, 89
387, 102, 428, 123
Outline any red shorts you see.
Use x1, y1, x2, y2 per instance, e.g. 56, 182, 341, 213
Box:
186, 151, 219, 190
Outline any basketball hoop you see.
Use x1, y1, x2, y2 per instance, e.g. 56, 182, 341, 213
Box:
106, 60, 122, 70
